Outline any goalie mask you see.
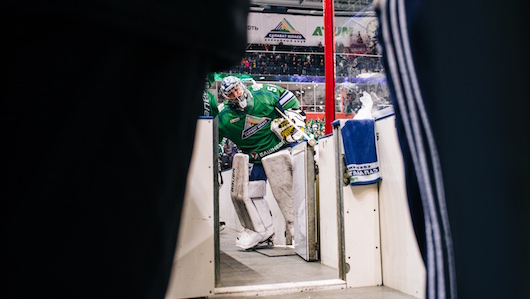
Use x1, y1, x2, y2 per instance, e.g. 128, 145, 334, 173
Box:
220, 76, 251, 110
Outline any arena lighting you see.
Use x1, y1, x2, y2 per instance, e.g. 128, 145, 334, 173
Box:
251, 0, 375, 16
286, 8, 321, 15
250, 6, 265, 12
335, 10, 375, 16
251, 0, 322, 10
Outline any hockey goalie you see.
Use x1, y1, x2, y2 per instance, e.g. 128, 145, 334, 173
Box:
217, 76, 307, 250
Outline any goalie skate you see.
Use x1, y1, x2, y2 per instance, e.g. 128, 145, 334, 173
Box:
245, 234, 275, 251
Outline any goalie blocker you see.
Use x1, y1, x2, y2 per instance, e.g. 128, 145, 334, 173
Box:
270, 108, 307, 144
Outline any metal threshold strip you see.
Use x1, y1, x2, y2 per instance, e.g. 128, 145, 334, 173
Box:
213, 278, 346, 297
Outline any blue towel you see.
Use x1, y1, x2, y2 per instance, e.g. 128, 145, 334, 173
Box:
339, 119, 382, 185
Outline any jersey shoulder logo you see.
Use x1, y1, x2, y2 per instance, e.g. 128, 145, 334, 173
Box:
242, 115, 271, 139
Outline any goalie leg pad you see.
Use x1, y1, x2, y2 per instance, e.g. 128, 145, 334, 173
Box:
261, 149, 295, 244
231, 154, 275, 248
231, 154, 254, 230
249, 181, 274, 242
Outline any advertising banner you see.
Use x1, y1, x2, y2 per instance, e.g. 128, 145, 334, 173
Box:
247, 12, 378, 49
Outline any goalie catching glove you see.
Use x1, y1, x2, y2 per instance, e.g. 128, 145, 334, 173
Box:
270, 108, 307, 143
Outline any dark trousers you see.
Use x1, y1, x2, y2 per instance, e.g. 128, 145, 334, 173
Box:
1, 2, 249, 297
376, 1, 530, 298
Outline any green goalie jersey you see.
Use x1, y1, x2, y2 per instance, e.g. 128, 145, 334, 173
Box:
217, 83, 299, 164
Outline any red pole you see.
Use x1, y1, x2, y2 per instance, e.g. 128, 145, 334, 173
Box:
323, 0, 335, 135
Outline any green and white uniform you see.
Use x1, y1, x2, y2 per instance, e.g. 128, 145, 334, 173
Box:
202, 90, 218, 117
202, 72, 218, 117
217, 83, 299, 164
